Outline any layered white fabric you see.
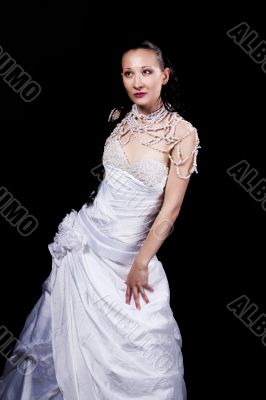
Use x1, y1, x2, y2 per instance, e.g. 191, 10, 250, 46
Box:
0, 162, 187, 399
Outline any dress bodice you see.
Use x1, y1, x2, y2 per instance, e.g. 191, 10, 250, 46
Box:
102, 135, 169, 188
81, 106, 200, 261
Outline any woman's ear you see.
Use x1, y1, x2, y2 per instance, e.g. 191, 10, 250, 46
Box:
162, 67, 170, 85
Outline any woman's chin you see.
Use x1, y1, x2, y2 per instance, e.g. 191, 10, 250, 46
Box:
132, 97, 149, 106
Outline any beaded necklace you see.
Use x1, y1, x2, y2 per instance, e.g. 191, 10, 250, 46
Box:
107, 103, 200, 179
110, 104, 182, 149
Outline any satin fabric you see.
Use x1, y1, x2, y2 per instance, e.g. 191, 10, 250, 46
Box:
0, 162, 187, 399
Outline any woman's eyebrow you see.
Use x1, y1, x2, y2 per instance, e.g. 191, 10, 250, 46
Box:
124, 65, 153, 70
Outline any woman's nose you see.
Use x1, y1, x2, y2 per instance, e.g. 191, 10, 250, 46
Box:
133, 74, 144, 89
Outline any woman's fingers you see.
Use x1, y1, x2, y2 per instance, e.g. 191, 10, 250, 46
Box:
139, 286, 150, 304
144, 283, 154, 292
132, 286, 141, 310
125, 284, 132, 305
125, 282, 154, 309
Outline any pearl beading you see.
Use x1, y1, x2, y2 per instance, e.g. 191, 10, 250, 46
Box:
106, 104, 201, 180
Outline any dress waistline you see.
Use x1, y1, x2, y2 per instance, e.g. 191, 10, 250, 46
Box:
77, 204, 141, 265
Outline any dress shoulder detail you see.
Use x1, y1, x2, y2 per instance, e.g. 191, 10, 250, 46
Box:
168, 116, 201, 180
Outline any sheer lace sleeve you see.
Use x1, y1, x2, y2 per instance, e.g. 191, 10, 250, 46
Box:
168, 119, 200, 179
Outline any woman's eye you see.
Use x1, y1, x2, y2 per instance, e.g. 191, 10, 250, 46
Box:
143, 69, 152, 75
124, 71, 132, 78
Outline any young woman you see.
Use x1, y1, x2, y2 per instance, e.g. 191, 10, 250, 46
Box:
0, 40, 200, 399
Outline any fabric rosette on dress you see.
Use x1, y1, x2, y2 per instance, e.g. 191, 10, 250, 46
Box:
48, 210, 87, 268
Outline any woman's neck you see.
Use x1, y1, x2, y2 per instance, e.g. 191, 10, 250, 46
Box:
136, 100, 163, 116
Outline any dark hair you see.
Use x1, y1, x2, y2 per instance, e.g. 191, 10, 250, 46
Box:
86, 40, 184, 206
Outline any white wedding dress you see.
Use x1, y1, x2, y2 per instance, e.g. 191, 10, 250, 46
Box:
0, 109, 199, 399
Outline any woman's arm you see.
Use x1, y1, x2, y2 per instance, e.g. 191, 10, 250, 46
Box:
135, 120, 199, 267
135, 176, 190, 267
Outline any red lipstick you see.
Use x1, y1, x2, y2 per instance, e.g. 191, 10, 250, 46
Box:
134, 92, 146, 98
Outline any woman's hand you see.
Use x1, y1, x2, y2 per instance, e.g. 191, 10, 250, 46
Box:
124, 259, 154, 311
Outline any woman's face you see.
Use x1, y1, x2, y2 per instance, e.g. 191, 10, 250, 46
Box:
121, 48, 169, 114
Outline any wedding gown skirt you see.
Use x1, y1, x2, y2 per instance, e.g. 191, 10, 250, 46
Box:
0, 162, 187, 399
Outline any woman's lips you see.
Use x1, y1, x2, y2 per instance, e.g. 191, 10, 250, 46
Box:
134, 92, 146, 98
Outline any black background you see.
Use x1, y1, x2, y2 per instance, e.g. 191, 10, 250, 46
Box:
0, 4, 265, 399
